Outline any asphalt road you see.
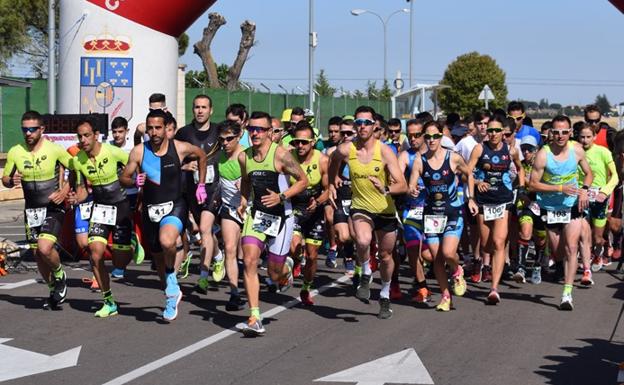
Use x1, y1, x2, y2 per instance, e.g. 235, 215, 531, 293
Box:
1, 199, 623, 385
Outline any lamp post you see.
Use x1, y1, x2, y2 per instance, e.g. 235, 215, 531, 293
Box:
350, 8, 409, 84
278, 84, 289, 108
260, 82, 272, 115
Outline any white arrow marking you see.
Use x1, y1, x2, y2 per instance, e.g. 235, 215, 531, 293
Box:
0, 279, 37, 290
314, 348, 434, 385
0, 338, 81, 381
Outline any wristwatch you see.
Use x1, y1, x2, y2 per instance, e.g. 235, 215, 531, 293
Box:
279, 192, 287, 201
384, 186, 390, 195
581, 185, 590, 190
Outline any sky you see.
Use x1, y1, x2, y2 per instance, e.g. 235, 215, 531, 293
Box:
179, 0, 624, 107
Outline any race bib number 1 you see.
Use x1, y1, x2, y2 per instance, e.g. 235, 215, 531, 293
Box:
147, 201, 174, 223
252, 211, 282, 237
546, 209, 571, 224
424, 215, 447, 234
484, 204, 506, 221
91, 204, 117, 226
25, 207, 47, 227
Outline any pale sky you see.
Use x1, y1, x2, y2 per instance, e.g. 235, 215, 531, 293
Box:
180, 0, 624, 107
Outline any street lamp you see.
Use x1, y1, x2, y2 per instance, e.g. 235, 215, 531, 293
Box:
350, 8, 409, 83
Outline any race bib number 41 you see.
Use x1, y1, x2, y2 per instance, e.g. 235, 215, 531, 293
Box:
252, 211, 282, 237
91, 204, 117, 226
546, 209, 571, 224
147, 201, 174, 223
25, 207, 47, 227
484, 204, 506, 221
424, 215, 447, 234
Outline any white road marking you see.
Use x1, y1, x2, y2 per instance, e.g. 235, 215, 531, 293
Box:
0, 279, 38, 290
103, 274, 352, 385
0, 338, 81, 382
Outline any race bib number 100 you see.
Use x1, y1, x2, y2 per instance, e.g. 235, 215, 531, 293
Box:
424, 215, 447, 234
546, 209, 571, 224
91, 204, 117, 226
484, 204, 506, 221
252, 211, 282, 237
25, 207, 47, 227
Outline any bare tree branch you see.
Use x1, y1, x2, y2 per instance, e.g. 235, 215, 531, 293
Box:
227, 20, 256, 91
193, 12, 226, 88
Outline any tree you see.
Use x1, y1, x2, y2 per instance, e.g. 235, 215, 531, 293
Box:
185, 65, 229, 88
193, 12, 256, 90
314, 69, 336, 97
379, 80, 393, 100
549, 103, 562, 110
539, 98, 549, 109
595, 94, 612, 114
438, 52, 508, 116
366, 81, 379, 100
178, 33, 189, 57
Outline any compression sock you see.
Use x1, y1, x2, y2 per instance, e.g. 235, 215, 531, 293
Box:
102, 290, 115, 305
563, 284, 573, 296
354, 265, 362, 277
362, 259, 372, 275
250, 307, 261, 320
52, 264, 64, 280
302, 280, 312, 292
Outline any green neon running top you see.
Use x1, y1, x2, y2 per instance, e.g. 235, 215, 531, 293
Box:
72, 143, 129, 204
577, 144, 618, 195
3, 139, 72, 208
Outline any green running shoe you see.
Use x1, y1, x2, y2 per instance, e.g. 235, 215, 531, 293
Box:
131, 233, 145, 265
179, 251, 193, 279
94, 301, 118, 318
196, 276, 210, 295
212, 259, 225, 282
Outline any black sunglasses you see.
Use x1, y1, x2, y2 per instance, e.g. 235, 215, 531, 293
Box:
21, 126, 40, 133
219, 135, 238, 143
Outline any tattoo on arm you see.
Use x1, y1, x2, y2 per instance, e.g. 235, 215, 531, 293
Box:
282, 151, 304, 180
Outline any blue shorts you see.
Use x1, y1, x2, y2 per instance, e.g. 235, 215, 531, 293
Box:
402, 208, 425, 248
74, 197, 93, 234
425, 216, 464, 245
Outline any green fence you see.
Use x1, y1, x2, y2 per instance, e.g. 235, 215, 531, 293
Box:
0, 79, 391, 152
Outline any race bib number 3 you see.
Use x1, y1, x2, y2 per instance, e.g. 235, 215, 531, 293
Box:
91, 204, 117, 226
424, 215, 447, 234
546, 209, 571, 224
484, 204, 506, 221
147, 201, 174, 223
79, 201, 93, 221
252, 211, 282, 237
25, 207, 47, 227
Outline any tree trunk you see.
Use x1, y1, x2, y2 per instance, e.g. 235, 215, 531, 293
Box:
193, 12, 226, 88
226, 20, 256, 91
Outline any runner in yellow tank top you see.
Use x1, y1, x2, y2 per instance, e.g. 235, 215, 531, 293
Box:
328, 106, 407, 320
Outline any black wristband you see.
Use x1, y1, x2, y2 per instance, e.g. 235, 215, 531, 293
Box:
582, 185, 589, 190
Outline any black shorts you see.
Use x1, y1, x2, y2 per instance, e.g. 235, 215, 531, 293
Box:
142, 198, 187, 253
294, 207, 325, 245
350, 208, 398, 233
477, 202, 514, 215
87, 199, 132, 249
24, 203, 65, 246
540, 205, 583, 231
218, 204, 243, 228
333, 192, 352, 225
186, 183, 220, 224
612, 184, 623, 219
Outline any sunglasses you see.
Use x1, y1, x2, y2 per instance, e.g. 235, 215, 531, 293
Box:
507, 114, 525, 122
486, 128, 503, 133
272, 128, 284, 134
291, 138, 314, 146
353, 119, 375, 127
373, 127, 382, 133
247, 126, 269, 134
408, 132, 423, 138
340, 131, 355, 137
520, 145, 536, 153
21, 126, 41, 134
218, 135, 238, 143
424, 133, 443, 140
551, 129, 570, 136
585, 118, 600, 125
503, 132, 514, 138
388, 129, 402, 134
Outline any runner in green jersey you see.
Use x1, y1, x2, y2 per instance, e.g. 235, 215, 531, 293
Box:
2, 111, 72, 309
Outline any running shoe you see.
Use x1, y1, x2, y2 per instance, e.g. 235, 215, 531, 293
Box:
195, 276, 210, 295
52, 270, 67, 305
531, 266, 542, 285
436, 295, 451, 312
412, 287, 432, 303
512, 267, 526, 284
293, 262, 302, 279
225, 294, 246, 311
237, 316, 265, 337
278, 257, 294, 293
591, 255, 603, 272
344, 258, 355, 276
486, 289, 500, 305
43, 292, 61, 310
94, 301, 118, 318
356, 274, 372, 301
82, 276, 100, 292
378, 298, 393, 319
212, 259, 226, 282
300, 289, 314, 306
482, 265, 492, 282
163, 287, 182, 321
581, 270, 594, 286
559, 293, 574, 311
470, 258, 482, 283
452, 266, 467, 297
325, 248, 338, 268
131, 233, 145, 265
602, 257, 612, 267
352, 271, 361, 291
178, 251, 193, 279
389, 280, 402, 300
111, 268, 125, 279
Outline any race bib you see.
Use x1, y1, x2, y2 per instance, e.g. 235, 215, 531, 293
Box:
546, 209, 571, 224
484, 203, 506, 221
147, 201, 174, 223
341, 199, 351, 216
79, 201, 93, 220
193, 164, 215, 184
529, 202, 541, 216
588, 187, 600, 203
91, 204, 117, 226
25, 207, 46, 227
407, 206, 424, 220
424, 215, 447, 234
252, 210, 282, 237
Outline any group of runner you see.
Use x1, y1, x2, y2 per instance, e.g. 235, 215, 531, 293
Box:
3, 95, 622, 336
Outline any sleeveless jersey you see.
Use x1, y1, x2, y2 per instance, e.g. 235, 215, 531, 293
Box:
474, 142, 513, 205
348, 140, 396, 215
141, 140, 182, 205
175, 122, 221, 189
219, 151, 242, 207
245, 142, 291, 217
404, 148, 426, 208
3, 139, 72, 208
537, 142, 578, 210
421, 150, 460, 217
290, 149, 323, 210
72, 143, 129, 204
